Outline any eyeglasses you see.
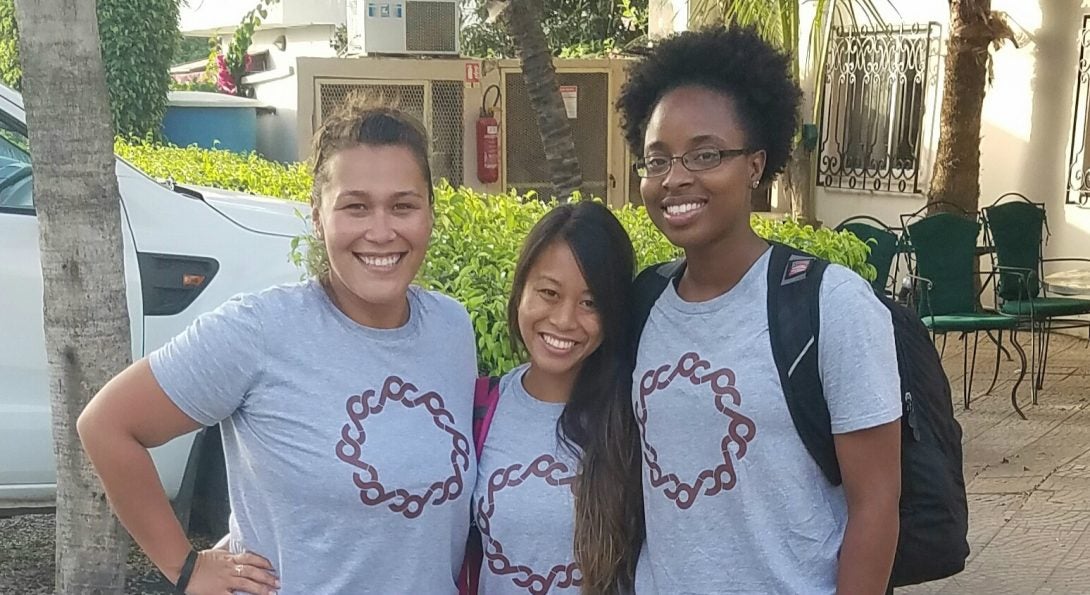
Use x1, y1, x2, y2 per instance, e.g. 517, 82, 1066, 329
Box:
633, 147, 753, 178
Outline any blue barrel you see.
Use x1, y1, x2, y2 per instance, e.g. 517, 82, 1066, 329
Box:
162, 91, 265, 153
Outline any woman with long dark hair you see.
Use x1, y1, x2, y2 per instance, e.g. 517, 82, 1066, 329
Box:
465, 201, 644, 594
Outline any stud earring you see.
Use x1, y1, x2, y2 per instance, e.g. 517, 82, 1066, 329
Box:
751, 180, 759, 189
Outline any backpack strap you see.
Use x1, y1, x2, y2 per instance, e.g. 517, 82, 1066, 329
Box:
634, 247, 841, 486
766, 242, 841, 486
460, 375, 502, 595
472, 376, 501, 459
632, 259, 686, 349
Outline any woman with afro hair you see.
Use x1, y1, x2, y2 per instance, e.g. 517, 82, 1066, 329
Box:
612, 25, 903, 595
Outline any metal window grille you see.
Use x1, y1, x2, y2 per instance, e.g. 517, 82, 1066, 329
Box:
504, 71, 609, 199
818, 23, 941, 193
1066, 15, 1090, 205
315, 80, 464, 187
430, 81, 465, 187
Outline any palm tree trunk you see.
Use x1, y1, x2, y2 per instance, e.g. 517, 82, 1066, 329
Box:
927, 0, 992, 214
504, 0, 584, 200
14, 0, 131, 591
783, 145, 817, 222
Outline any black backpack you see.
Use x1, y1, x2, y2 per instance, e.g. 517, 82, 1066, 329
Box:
632, 242, 969, 587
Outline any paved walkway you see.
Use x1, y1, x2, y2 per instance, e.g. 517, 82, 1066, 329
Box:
901, 332, 1090, 594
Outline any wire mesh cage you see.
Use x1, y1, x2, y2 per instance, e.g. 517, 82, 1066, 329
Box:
316, 80, 464, 187
503, 71, 609, 199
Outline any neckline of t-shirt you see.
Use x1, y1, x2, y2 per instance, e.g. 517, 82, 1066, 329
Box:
308, 279, 424, 342
659, 246, 773, 315
505, 364, 568, 415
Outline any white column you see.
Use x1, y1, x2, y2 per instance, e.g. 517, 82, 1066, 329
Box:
648, 0, 690, 38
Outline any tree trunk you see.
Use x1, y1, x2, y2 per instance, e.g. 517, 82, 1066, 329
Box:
504, 0, 584, 200
927, 0, 992, 214
13, 0, 131, 591
782, 145, 817, 223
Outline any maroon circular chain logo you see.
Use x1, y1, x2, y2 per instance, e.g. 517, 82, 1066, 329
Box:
635, 352, 757, 510
476, 454, 581, 594
335, 375, 471, 519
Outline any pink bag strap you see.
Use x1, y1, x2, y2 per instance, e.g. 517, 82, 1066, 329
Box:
460, 375, 501, 595
471, 376, 501, 459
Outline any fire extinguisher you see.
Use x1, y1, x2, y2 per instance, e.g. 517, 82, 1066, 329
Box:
477, 84, 501, 184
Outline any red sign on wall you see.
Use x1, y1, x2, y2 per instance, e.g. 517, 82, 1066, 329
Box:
465, 62, 481, 84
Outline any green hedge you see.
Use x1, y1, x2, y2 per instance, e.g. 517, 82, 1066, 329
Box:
118, 140, 876, 375
0, 0, 19, 91
98, 0, 179, 138
116, 138, 313, 201
1, 0, 179, 136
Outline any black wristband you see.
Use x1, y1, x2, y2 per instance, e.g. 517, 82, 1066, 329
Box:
174, 549, 198, 594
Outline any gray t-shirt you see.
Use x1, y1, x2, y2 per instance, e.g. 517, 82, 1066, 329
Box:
633, 248, 901, 594
472, 364, 582, 594
149, 280, 478, 594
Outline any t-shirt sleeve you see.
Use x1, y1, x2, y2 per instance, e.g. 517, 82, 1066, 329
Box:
147, 293, 266, 426
817, 266, 903, 434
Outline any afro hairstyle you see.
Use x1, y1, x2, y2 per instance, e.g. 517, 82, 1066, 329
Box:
617, 25, 802, 186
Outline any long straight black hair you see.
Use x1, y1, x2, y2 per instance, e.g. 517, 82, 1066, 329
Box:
506, 201, 644, 593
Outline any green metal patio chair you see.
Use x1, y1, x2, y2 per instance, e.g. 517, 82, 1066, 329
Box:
902, 206, 1030, 418
982, 192, 1090, 396
835, 215, 902, 296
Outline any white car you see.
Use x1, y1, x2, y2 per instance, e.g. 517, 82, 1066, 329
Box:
0, 84, 307, 530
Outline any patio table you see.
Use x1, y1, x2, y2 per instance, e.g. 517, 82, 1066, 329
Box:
1044, 269, 1090, 296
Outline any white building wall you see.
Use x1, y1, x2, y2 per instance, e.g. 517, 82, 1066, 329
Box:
251, 71, 302, 163
983, 0, 1090, 265
648, 0, 689, 38
228, 26, 341, 162
181, 0, 288, 35
815, 0, 1090, 265
650, 0, 1090, 263
251, 26, 340, 68
282, 0, 346, 27
181, 0, 344, 36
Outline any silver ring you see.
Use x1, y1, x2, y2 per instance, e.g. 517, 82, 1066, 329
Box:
235, 564, 243, 577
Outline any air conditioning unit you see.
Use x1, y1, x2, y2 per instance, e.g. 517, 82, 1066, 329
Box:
346, 0, 460, 56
